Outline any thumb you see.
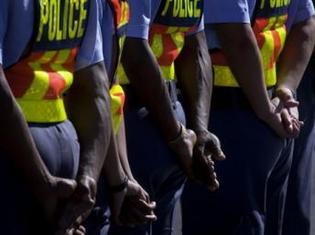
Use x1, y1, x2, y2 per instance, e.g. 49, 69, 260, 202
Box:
284, 99, 299, 108
55, 178, 77, 198
204, 134, 226, 161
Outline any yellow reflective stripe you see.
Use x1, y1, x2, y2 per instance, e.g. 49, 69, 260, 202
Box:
117, 62, 129, 85
214, 15, 287, 88
17, 98, 67, 122
151, 34, 164, 58
213, 65, 240, 87
261, 30, 274, 68
110, 84, 124, 134
213, 65, 277, 87
165, 26, 190, 34
23, 51, 57, 99
166, 27, 179, 34
161, 64, 175, 81
171, 32, 185, 51
265, 64, 277, 86
53, 50, 73, 92
118, 1, 129, 28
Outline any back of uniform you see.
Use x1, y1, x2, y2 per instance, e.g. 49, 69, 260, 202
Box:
282, 0, 315, 232
0, 0, 104, 234
107, 0, 203, 235
181, 0, 314, 235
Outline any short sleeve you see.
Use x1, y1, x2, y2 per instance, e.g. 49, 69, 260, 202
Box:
293, 0, 315, 24
185, 16, 205, 36
76, 0, 104, 70
0, 1, 9, 65
125, 0, 151, 39
204, 0, 251, 24
101, 1, 115, 73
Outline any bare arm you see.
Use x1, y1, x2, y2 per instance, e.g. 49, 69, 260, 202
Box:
0, 65, 77, 225
277, 17, 315, 92
215, 23, 272, 119
175, 31, 212, 134
66, 61, 111, 182
215, 23, 289, 137
174, 31, 224, 190
121, 37, 196, 177
0, 65, 53, 196
59, 61, 112, 229
121, 38, 180, 141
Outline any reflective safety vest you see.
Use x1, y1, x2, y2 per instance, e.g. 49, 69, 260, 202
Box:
107, 0, 129, 133
211, 0, 290, 87
4, 0, 89, 123
118, 0, 204, 84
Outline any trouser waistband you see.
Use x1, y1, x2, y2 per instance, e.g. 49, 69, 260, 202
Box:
122, 81, 178, 110
212, 86, 274, 110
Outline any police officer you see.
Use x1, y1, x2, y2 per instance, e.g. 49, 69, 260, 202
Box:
84, 1, 157, 234
107, 0, 225, 235
282, 35, 315, 235
181, 0, 315, 234
0, 0, 132, 234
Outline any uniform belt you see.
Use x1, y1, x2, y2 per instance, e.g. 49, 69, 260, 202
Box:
123, 81, 178, 111
211, 87, 274, 110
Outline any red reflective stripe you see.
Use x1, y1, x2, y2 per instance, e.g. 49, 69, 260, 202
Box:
5, 52, 44, 98
157, 34, 180, 66
150, 24, 170, 34
270, 30, 282, 68
108, 0, 122, 27
211, 51, 228, 66
42, 52, 66, 99
113, 91, 125, 115
253, 18, 269, 49
62, 48, 77, 72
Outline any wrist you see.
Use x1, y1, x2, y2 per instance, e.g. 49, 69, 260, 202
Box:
255, 101, 274, 122
275, 86, 297, 100
165, 121, 182, 142
77, 165, 99, 182
107, 175, 129, 193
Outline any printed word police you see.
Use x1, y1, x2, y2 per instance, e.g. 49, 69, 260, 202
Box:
37, 0, 88, 42
161, 0, 201, 18
260, 0, 291, 9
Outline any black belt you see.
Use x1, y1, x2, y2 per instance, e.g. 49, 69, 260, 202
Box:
122, 81, 178, 111
211, 86, 274, 110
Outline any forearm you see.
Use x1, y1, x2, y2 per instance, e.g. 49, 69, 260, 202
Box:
216, 23, 272, 118
277, 16, 315, 91
116, 120, 135, 181
65, 62, 111, 181
103, 128, 126, 186
121, 38, 180, 142
0, 67, 51, 192
175, 31, 212, 133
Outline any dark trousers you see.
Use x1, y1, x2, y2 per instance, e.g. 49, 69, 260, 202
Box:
282, 59, 315, 235
108, 84, 186, 235
0, 120, 80, 235
181, 88, 293, 235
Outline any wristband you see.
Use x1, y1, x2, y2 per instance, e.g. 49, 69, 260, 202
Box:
108, 175, 128, 193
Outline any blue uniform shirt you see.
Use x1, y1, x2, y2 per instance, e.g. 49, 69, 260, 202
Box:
0, 0, 104, 70
204, 0, 315, 49
126, 0, 204, 40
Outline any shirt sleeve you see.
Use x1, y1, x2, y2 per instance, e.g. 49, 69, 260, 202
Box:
204, 0, 251, 24
101, 1, 115, 73
0, 1, 9, 65
293, 0, 315, 24
76, 0, 104, 71
125, 0, 151, 39
185, 16, 205, 36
